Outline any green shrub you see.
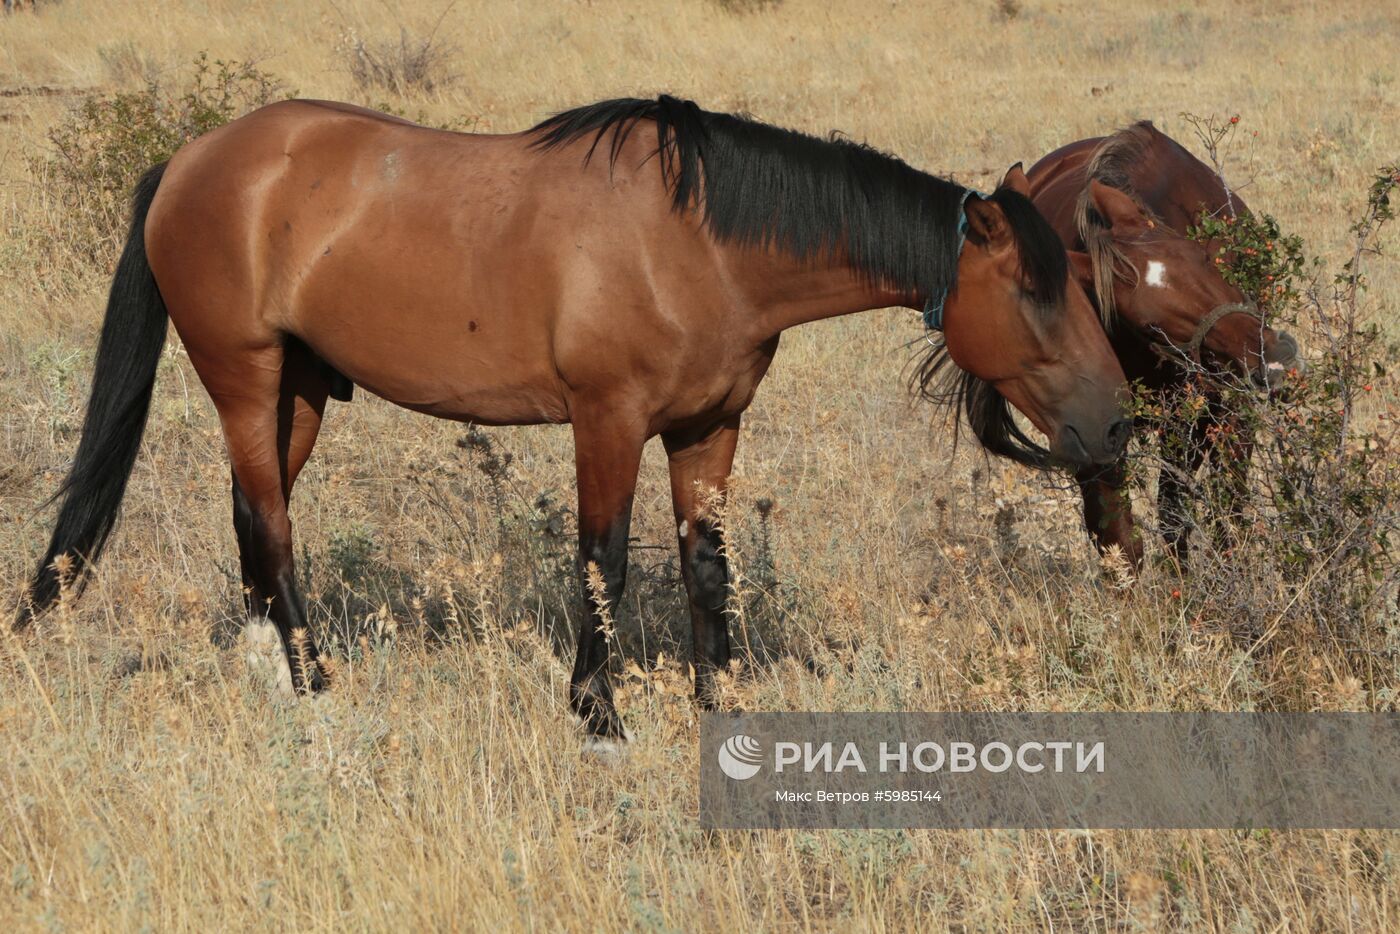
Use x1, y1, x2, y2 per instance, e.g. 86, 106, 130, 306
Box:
36, 53, 284, 267
1133, 161, 1400, 647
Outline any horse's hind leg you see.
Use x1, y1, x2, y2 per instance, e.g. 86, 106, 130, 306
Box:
230, 471, 299, 692
1159, 414, 1210, 566
1205, 403, 1253, 552
205, 340, 329, 693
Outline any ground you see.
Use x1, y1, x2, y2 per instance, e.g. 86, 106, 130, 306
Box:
1, 0, 1398, 929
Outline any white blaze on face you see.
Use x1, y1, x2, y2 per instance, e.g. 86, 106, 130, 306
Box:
1145, 260, 1168, 288
678, 519, 689, 539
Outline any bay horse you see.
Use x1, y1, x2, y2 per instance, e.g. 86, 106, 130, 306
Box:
20, 96, 1129, 739
1023, 122, 1301, 569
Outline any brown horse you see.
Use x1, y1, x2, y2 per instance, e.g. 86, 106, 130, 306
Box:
20, 96, 1129, 739
1024, 122, 1300, 568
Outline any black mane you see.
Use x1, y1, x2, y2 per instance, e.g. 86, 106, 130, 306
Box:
535, 96, 1054, 302
909, 190, 1071, 470
910, 337, 1052, 470
534, 95, 1067, 468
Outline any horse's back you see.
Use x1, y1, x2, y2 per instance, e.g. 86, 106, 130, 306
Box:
1135, 133, 1248, 229
146, 101, 582, 423
1022, 142, 1095, 247
1026, 137, 1099, 188
143, 100, 724, 427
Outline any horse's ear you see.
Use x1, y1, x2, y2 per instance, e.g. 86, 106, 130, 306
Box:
1088, 179, 1147, 231
1000, 163, 1031, 196
964, 196, 1010, 246
1068, 250, 1094, 286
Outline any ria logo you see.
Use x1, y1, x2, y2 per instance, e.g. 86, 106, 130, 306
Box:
717, 734, 764, 781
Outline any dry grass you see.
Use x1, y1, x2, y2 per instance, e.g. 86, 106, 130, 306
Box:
1, 0, 1399, 929
334, 3, 460, 96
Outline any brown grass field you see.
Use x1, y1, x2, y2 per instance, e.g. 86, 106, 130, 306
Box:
2, 0, 1399, 929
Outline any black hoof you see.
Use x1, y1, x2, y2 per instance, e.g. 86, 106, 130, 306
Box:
12, 604, 37, 632
570, 685, 626, 740
295, 658, 329, 694
695, 687, 722, 712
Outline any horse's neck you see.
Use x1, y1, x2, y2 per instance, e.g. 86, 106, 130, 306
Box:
1147, 136, 1243, 225
738, 254, 919, 339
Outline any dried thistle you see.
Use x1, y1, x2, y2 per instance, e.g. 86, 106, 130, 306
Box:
290, 627, 313, 690
1100, 544, 1137, 590
584, 561, 615, 642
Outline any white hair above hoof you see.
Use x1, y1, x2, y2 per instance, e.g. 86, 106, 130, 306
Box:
580, 729, 633, 762
244, 618, 294, 698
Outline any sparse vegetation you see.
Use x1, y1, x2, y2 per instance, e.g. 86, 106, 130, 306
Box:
36, 53, 282, 266
710, 0, 784, 14
1122, 164, 1400, 672
336, 4, 460, 96
1, 1, 1398, 930
96, 40, 161, 88
993, 0, 1023, 24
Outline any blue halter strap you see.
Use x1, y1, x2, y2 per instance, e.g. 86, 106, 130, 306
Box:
921, 187, 982, 332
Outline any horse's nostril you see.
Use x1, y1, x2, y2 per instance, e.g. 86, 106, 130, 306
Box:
1269, 331, 1300, 366
1105, 418, 1131, 455
1254, 331, 1304, 390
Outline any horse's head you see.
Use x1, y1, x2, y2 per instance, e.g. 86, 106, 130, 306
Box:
1073, 180, 1300, 390
935, 166, 1131, 469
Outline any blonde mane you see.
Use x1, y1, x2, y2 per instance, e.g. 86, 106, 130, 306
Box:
1071, 122, 1164, 327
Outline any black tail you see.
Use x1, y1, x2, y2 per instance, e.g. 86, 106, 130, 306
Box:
19, 163, 169, 624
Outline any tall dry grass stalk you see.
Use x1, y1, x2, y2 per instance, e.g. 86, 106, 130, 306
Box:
2, 0, 1399, 929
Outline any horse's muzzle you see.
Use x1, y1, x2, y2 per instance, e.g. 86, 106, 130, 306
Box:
1253, 329, 1303, 394
1052, 417, 1131, 468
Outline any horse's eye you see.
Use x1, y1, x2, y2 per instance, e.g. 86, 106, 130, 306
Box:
1022, 286, 1055, 313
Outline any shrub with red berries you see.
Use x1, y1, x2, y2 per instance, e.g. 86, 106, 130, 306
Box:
1129, 145, 1400, 643
1189, 210, 1306, 315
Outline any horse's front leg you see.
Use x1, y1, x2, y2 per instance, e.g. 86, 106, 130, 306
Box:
1159, 413, 1209, 566
1206, 403, 1254, 551
568, 407, 647, 741
1075, 458, 1144, 573
662, 415, 741, 710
